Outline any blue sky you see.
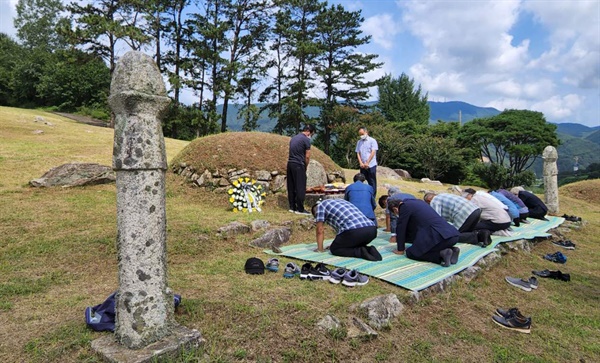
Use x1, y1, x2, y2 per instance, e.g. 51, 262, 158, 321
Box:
1, 0, 599, 127
331, 0, 600, 127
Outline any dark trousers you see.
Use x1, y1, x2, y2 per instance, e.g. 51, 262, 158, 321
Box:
330, 226, 378, 258
458, 209, 482, 244
407, 236, 458, 264
520, 212, 529, 220
528, 207, 547, 220
360, 166, 377, 196
286, 162, 306, 212
476, 220, 512, 232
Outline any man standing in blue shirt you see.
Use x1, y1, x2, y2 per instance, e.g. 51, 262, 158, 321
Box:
344, 173, 376, 223
355, 126, 379, 196
312, 199, 381, 261
286, 124, 315, 215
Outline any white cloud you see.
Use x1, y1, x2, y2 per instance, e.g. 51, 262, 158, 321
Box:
400, 0, 523, 71
531, 94, 583, 120
485, 79, 521, 98
0, 1, 18, 37
410, 63, 467, 97
342, 1, 364, 12
523, 1, 600, 90
486, 98, 529, 112
522, 79, 555, 99
361, 14, 401, 50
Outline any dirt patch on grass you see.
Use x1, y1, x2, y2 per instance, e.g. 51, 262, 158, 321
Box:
560, 179, 600, 205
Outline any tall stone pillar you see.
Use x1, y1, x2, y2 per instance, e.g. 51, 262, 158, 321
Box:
542, 145, 559, 215
110, 51, 173, 349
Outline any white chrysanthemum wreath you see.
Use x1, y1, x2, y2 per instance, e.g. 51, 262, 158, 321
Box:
227, 177, 266, 212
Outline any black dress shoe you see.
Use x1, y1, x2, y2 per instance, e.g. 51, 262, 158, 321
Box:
532, 269, 570, 281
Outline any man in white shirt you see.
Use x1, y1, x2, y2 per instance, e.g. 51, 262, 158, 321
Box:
355, 126, 379, 196
462, 188, 511, 233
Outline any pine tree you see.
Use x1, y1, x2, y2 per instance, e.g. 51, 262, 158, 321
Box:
377, 73, 430, 127
314, 3, 382, 154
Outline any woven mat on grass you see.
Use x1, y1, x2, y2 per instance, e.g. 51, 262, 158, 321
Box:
265, 216, 564, 291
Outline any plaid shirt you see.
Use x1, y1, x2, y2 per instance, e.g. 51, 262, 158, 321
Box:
315, 199, 375, 235
430, 193, 479, 229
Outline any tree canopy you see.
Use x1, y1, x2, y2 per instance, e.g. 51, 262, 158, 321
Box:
459, 109, 560, 187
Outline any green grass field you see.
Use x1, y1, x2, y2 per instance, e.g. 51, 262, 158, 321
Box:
1, 106, 599, 362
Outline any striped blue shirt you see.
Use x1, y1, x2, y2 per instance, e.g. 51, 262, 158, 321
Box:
430, 193, 480, 229
315, 199, 375, 235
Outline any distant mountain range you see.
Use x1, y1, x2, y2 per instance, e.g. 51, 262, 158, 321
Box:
220, 101, 599, 174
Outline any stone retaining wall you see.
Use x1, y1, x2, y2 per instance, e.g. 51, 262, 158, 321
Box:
172, 162, 345, 195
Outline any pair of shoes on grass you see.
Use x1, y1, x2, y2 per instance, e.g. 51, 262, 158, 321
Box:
532, 269, 571, 281
561, 214, 582, 222
505, 276, 538, 292
298, 262, 331, 281
552, 239, 576, 250
492, 307, 531, 333
543, 251, 567, 264
328, 268, 369, 287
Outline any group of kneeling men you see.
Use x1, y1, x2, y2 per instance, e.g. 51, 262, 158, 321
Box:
311, 173, 549, 267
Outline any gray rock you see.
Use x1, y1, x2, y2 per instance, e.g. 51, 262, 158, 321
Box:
394, 169, 412, 179
217, 222, 251, 238
254, 170, 272, 181
409, 291, 421, 304
506, 239, 532, 253
255, 181, 270, 193
30, 163, 116, 187
477, 251, 501, 269
249, 227, 291, 248
449, 185, 462, 194
358, 294, 404, 329
32, 129, 44, 134
420, 178, 443, 186
460, 266, 482, 283
271, 175, 286, 193
316, 314, 342, 331
297, 218, 315, 230
377, 166, 401, 180
34, 116, 45, 122
250, 220, 271, 232
348, 317, 378, 339
195, 170, 212, 186
306, 159, 328, 188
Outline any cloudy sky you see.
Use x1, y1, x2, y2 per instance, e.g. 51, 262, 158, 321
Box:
333, 0, 600, 127
1, 0, 599, 127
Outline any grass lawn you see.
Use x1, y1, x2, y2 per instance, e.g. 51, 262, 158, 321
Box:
0, 106, 599, 362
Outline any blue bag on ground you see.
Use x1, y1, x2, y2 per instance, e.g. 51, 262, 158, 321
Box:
85, 292, 182, 332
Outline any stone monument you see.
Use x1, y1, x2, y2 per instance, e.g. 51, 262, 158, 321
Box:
542, 145, 559, 215
91, 51, 203, 361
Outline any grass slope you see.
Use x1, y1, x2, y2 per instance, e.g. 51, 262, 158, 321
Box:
1, 106, 599, 362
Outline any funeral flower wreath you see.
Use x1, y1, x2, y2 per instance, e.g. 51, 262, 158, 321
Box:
228, 177, 266, 212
